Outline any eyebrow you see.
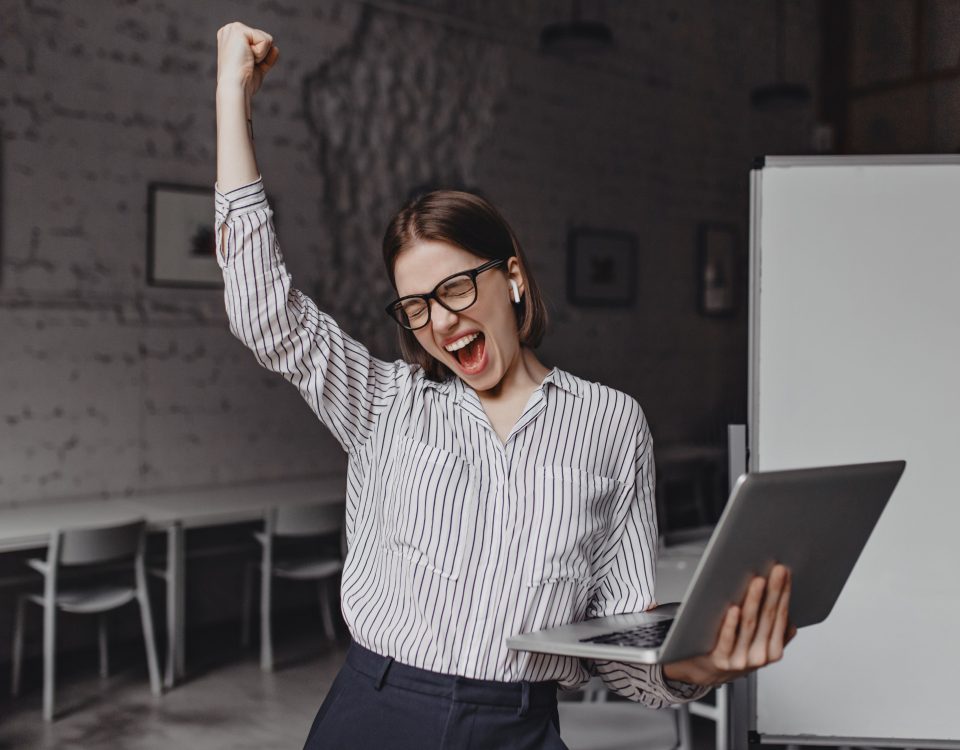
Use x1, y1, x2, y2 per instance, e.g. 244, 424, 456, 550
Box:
396, 265, 475, 299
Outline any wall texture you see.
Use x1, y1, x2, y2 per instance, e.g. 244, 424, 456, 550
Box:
0, 0, 820, 505
844, 0, 960, 153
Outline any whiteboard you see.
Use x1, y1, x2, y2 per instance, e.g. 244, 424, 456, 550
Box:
749, 156, 960, 745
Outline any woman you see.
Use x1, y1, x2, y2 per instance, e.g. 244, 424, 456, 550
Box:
215, 22, 795, 750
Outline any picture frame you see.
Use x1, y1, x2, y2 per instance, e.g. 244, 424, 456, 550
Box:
566, 227, 638, 307
697, 222, 739, 317
147, 183, 221, 288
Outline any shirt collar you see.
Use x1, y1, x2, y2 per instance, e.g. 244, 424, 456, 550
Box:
539, 367, 583, 398
422, 366, 583, 400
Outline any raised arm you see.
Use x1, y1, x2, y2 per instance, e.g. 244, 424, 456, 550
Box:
215, 22, 275, 191
214, 22, 405, 455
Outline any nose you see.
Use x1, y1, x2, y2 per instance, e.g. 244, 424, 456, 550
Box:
429, 298, 459, 332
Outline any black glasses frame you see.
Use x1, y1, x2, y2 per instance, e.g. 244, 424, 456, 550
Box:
385, 258, 507, 330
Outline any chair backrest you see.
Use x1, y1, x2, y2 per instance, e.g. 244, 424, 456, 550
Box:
57, 518, 146, 566
272, 502, 344, 538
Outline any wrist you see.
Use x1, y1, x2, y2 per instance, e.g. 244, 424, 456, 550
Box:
663, 662, 699, 685
662, 663, 683, 683
216, 80, 250, 103
216, 87, 252, 123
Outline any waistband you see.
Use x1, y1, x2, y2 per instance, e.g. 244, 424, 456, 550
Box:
345, 641, 558, 714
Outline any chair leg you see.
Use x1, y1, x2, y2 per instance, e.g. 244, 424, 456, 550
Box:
164, 553, 176, 690
675, 703, 693, 750
318, 579, 336, 641
11, 596, 27, 697
260, 562, 273, 672
137, 575, 162, 697
241, 563, 254, 648
42, 602, 55, 722
715, 684, 729, 750
98, 614, 109, 678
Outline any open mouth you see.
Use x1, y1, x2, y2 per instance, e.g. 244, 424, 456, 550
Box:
447, 332, 487, 374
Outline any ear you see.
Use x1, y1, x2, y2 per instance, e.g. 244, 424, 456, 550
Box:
505, 257, 525, 299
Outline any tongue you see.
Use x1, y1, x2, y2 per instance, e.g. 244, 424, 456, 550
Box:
458, 334, 485, 369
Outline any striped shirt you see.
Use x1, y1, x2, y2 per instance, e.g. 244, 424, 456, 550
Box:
214, 176, 707, 707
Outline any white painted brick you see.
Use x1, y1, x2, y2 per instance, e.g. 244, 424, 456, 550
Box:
0, 0, 820, 502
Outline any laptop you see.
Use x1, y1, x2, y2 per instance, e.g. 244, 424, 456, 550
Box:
506, 460, 906, 665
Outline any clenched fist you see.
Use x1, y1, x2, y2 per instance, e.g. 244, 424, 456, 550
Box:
216, 21, 279, 100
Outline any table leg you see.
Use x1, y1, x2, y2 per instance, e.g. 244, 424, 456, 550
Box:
164, 524, 176, 689
174, 522, 186, 679
164, 522, 186, 688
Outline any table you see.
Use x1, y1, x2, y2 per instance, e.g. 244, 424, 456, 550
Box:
1, 487, 714, 697
656, 538, 709, 604
0, 476, 347, 688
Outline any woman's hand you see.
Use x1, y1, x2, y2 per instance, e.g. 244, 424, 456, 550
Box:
662, 563, 798, 688
216, 21, 279, 100
215, 22, 276, 195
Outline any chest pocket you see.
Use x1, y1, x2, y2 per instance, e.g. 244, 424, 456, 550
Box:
525, 465, 623, 587
379, 436, 477, 580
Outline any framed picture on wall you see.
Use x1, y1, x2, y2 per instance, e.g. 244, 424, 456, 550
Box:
147, 183, 221, 288
697, 222, 738, 317
566, 227, 638, 307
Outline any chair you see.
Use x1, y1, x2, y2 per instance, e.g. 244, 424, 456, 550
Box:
10, 518, 162, 721
240, 502, 346, 671
558, 675, 692, 750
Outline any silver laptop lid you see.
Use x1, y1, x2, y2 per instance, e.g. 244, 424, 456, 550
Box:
659, 460, 906, 663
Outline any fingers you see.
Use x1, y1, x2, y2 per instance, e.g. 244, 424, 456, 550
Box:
703, 566, 796, 685
767, 566, 792, 661
216, 22, 274, 62
749, 566, 781, 657
730, 575, 765, 669
216, 22, 279, 94
749, 564, 788, 665
250, 37, 275, 64
712, 604, 740, 669
257, 45, 280, 73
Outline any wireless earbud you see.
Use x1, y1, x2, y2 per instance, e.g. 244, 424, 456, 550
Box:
510, 280, 521, 304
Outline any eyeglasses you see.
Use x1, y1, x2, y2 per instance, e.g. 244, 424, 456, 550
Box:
385, 258, 507, 330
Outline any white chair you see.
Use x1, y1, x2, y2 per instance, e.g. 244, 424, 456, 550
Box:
240, 502, 346, 671
10, 518, 162, 721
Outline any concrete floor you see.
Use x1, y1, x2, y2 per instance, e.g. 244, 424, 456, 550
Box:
0, 622, 719, 750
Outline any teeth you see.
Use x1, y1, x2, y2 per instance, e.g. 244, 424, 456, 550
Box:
444, 332, 480, 352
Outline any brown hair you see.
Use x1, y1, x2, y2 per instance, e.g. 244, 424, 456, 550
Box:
382, 190, 548, 382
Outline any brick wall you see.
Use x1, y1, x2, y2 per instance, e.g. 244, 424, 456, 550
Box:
0, 0, 820, 504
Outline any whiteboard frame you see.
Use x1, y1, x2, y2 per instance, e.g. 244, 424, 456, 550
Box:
746, 154, 960, 749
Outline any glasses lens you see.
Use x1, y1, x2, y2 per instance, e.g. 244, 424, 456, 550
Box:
437, 275, 476, 311
395, 298, 429, 329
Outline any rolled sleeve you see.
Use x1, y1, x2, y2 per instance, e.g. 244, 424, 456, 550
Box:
213, 174, 405, 455
588, 659, 710, 707
214, 175, 269, 268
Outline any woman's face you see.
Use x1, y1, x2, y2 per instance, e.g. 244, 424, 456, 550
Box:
393, 240, 525, 392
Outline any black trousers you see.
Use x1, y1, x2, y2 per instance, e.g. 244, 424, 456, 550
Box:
303, 641, 569, 749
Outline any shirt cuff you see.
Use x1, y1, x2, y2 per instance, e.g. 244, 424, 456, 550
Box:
214, 174, 268, 225
655, 663, 712, 703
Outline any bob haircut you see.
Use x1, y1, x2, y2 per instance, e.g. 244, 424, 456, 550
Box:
382, 189, 548, 382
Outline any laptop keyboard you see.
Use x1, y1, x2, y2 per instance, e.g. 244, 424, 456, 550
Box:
578, 619, 673, 648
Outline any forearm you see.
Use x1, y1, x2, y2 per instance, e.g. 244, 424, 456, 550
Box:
216, 82, 259, 192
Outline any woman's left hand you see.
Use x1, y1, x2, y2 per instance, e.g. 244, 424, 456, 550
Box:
662, 563, 798, 688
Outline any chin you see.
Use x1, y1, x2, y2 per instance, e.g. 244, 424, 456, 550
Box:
466, 368, 502, 391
